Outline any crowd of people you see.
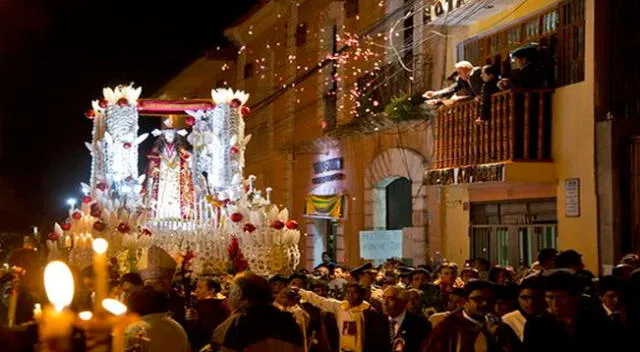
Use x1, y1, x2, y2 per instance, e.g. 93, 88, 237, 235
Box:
1, 246, 639, 352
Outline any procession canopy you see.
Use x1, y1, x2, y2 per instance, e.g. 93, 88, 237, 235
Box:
137, 99, 216, 116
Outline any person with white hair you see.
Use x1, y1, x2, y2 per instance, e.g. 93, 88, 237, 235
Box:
423, 60, 483, 105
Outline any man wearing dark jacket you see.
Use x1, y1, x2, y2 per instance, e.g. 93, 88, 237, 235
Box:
476, 64, 501, 123
382, 286, 431, 352
211, 272, 303, 352
523, 271, 621, 352
187, 278, 230, 351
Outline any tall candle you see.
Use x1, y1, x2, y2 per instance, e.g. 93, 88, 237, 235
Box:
103, 299, 128, 352
92, 239, 109, 314
41, 261, 75, 352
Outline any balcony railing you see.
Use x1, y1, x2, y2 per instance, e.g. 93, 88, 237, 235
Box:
433, 89, 554, 169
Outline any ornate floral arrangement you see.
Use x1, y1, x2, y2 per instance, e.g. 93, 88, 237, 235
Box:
47, 85, 302, 277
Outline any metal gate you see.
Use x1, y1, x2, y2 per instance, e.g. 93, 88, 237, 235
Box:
470, 224, 557, 267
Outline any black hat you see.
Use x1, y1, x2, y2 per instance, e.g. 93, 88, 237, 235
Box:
556, 250, 583, 268
510, 43, 539, 60
410, 268, 432, 280
351, 263, 374, 279
289, 272, 308, 283
398, 266, 415, 278
268, 274, 288, 284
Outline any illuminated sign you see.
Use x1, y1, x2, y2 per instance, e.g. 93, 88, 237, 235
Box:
423, 0, 475, 24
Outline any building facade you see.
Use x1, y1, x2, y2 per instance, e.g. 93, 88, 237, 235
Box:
156, 0, 628, 273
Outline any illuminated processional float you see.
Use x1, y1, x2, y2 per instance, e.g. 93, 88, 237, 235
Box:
45, 84, 301, 277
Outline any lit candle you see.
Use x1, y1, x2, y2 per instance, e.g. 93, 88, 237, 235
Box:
33, 303, 42, 321
266, 187, 273, 203
92, 238, 109, 314
41, 261, 75, 352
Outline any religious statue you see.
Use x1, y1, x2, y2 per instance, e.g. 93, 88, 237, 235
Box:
144, 121, 194, 220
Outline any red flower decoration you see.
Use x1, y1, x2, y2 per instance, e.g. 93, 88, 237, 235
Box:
47, 232, 60, 241
230, 212, 243, 223
96, 182, 107, 191
185, 116, 196, 126
230, 98, 242, 108
72, 211, 82, 221
243, 223, 256, 233
93, 221, 106, 232
117, 223, 130, 233
227, 237, 249, 274
82, 195, 92, 204
85, 109, 97, 119
286, 220, 298, 230
123, 142, 132, 149
271, 220, 285, 230
241, 106, 251, 118
183, 250, 196, 262
230, 146, 240, 154
90, 208, 101, 218
61, 223, 71, 231
99, 99, 109, 108
117, 97, 129, 106
141, 228, 152, 236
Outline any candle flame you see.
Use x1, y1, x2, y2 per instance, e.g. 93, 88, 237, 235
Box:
78, 311, 93, 321
44, 261, 75, 311
92, 238, 108, 254
102, 298, 127, 316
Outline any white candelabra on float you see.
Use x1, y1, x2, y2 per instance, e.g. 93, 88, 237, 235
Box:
47, 86, 301, 277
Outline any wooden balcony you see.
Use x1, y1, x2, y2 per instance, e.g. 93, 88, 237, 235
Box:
427, 89, 554, 185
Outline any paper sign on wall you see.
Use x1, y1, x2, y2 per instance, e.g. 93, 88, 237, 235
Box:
564, 178, 580, 217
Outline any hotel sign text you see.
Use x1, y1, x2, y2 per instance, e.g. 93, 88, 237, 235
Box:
424, 0, 475, 24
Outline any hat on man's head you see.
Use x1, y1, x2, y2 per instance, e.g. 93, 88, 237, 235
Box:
268, 274, 289, 284
138, 245, 177, 282
351, 262, 374, 279
398, 266, 415, 278
510, 43, 539, 60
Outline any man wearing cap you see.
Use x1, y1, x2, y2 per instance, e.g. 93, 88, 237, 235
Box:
295, 283, 390, 352
499, 44, 544, 90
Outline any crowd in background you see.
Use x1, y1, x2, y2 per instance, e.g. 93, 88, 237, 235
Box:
1, 247, 640, 352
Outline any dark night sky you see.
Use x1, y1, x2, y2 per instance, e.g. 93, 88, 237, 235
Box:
0, 0, 257, 232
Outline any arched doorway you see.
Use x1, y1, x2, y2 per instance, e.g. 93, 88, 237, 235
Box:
372, 176, 413, 230
364, 147, 427, 264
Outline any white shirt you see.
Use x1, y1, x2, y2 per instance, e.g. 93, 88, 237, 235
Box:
502, 310, 527, 342
389, 310, 407, 337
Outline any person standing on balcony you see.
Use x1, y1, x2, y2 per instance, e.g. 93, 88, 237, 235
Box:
423, 61, 483, 106
475, 64, 501, 124
499, 44, 545, 90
